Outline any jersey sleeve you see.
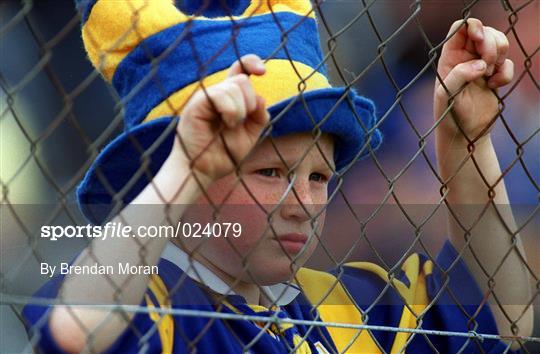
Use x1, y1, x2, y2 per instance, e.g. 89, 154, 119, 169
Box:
298, 240, 519, 353
22, 272, 178, 354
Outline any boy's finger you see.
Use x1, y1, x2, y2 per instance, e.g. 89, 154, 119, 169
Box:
489, 27, 510, 67
477, 28, 498, 76
228, 74, 257, 113
443, 18, 484, 53
208, 83, 246, 128
245, 96, 270, 133
467, 18, 484, 41
222, 83, 247, 127
228, 54, 266, 78
488, 59, 514, 89
436, 59, 487, 98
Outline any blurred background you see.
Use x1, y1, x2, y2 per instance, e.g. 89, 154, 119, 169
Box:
1, 0, 538, 352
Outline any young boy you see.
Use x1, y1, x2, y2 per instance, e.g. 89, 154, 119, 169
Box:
23, 0, 532, 353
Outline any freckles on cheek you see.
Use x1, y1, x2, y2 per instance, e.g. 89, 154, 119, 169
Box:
228, 179, 284, 206
216, 184, 281, 251
230, 205, 269, 244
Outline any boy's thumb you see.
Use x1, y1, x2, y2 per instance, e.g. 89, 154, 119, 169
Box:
436, 59, 487, 99
228, 54, 266, 77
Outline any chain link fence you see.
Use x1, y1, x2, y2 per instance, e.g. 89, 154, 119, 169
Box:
1, 0, 538, 353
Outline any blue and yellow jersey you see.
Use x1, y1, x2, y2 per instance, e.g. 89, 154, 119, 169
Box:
23, 241, 515, 353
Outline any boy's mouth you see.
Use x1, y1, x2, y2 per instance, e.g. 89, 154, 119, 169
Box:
276, 233, 308, 254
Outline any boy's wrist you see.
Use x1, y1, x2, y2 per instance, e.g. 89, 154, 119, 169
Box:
172, 137, 216, 186
144, 138, 214, 205
436, 127, 492, 153
435, 130, 494, 178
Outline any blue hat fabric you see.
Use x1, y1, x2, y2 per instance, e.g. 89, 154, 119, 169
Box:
75, 0, 382, 224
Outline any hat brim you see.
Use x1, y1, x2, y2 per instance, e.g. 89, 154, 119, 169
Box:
77, 87, 382, 224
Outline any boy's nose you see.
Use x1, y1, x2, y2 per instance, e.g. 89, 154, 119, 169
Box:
279, 179, 315, 222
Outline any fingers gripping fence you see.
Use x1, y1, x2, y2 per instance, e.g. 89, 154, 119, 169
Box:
1, 0, 538, 353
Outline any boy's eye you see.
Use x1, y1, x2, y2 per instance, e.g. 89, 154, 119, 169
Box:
309, 173, 327, 183
257, 168, 278, 177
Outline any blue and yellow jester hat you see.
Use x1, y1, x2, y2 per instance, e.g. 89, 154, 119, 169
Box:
76, 0, 383, 225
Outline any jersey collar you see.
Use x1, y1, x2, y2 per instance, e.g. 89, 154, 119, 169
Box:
161, 242, 301, 306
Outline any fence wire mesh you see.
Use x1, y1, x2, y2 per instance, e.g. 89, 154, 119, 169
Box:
1, 0, 539, 353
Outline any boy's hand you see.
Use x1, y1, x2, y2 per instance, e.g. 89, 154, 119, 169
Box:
434, 19, 514, 144
176, 54, 269, 181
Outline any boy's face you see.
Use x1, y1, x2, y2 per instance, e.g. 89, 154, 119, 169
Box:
179, 132, 335, 286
